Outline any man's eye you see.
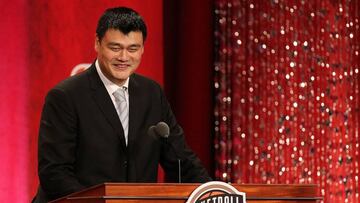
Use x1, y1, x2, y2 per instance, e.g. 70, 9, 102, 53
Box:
128, 48, 139, 53
110, 47, 120, 51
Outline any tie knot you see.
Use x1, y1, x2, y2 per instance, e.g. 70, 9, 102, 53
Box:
113, 87, 126, 101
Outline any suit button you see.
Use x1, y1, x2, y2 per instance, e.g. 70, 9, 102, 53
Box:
124, 161, 127, 167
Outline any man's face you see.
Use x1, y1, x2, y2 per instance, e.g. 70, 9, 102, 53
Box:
95, 29, 144, 86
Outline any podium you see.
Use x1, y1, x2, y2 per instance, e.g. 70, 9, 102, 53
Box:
51, 183, 321, 203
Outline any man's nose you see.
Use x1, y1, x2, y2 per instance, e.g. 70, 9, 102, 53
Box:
117, 50, 129, 61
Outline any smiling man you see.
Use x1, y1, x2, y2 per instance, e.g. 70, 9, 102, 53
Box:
33, 7, 211, 203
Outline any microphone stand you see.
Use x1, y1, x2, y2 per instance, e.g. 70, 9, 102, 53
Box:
163, 137, 182, 183
178, 159, 181, 183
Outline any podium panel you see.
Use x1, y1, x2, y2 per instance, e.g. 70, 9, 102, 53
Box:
51, 183, 321, 203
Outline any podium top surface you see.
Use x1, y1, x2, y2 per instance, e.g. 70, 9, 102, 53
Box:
51, 183, 320, 203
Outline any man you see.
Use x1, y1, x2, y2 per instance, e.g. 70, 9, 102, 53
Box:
33, 7, 211, 203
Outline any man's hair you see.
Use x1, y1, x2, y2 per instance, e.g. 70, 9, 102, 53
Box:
96, 7, 147, 42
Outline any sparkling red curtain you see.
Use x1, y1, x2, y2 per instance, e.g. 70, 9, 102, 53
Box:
214, 0, 360, 202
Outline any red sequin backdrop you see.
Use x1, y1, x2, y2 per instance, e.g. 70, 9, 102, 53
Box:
214, 0, 360, 202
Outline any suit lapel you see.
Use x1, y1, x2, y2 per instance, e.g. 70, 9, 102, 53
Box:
87, 65, 127, 150
127, 74, 148, 181
127, 74, 143, 149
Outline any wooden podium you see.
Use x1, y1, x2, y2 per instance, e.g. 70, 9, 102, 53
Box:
51, 183, 321, 203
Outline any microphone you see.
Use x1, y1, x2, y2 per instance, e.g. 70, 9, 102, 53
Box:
148, 122, 182, 183
154, 122, 170, 138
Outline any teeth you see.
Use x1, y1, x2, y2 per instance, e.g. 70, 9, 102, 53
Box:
114, 64, 128, 69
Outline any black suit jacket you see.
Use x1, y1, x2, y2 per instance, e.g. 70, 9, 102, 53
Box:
34, 64, 210, 202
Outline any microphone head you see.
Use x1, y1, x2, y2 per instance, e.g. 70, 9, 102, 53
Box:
147, 125, 157, 139
155, 122, 170, 138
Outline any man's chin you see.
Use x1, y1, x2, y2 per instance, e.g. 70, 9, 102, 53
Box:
112, 69, 135, 79
114, 73, 131, 80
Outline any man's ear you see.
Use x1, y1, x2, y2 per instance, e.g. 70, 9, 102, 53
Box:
94, 35, 100, 52
141, 45, 144, 54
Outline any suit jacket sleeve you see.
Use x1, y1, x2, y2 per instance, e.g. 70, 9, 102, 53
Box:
38, 87, 85, 200
158, 85, 212, 182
